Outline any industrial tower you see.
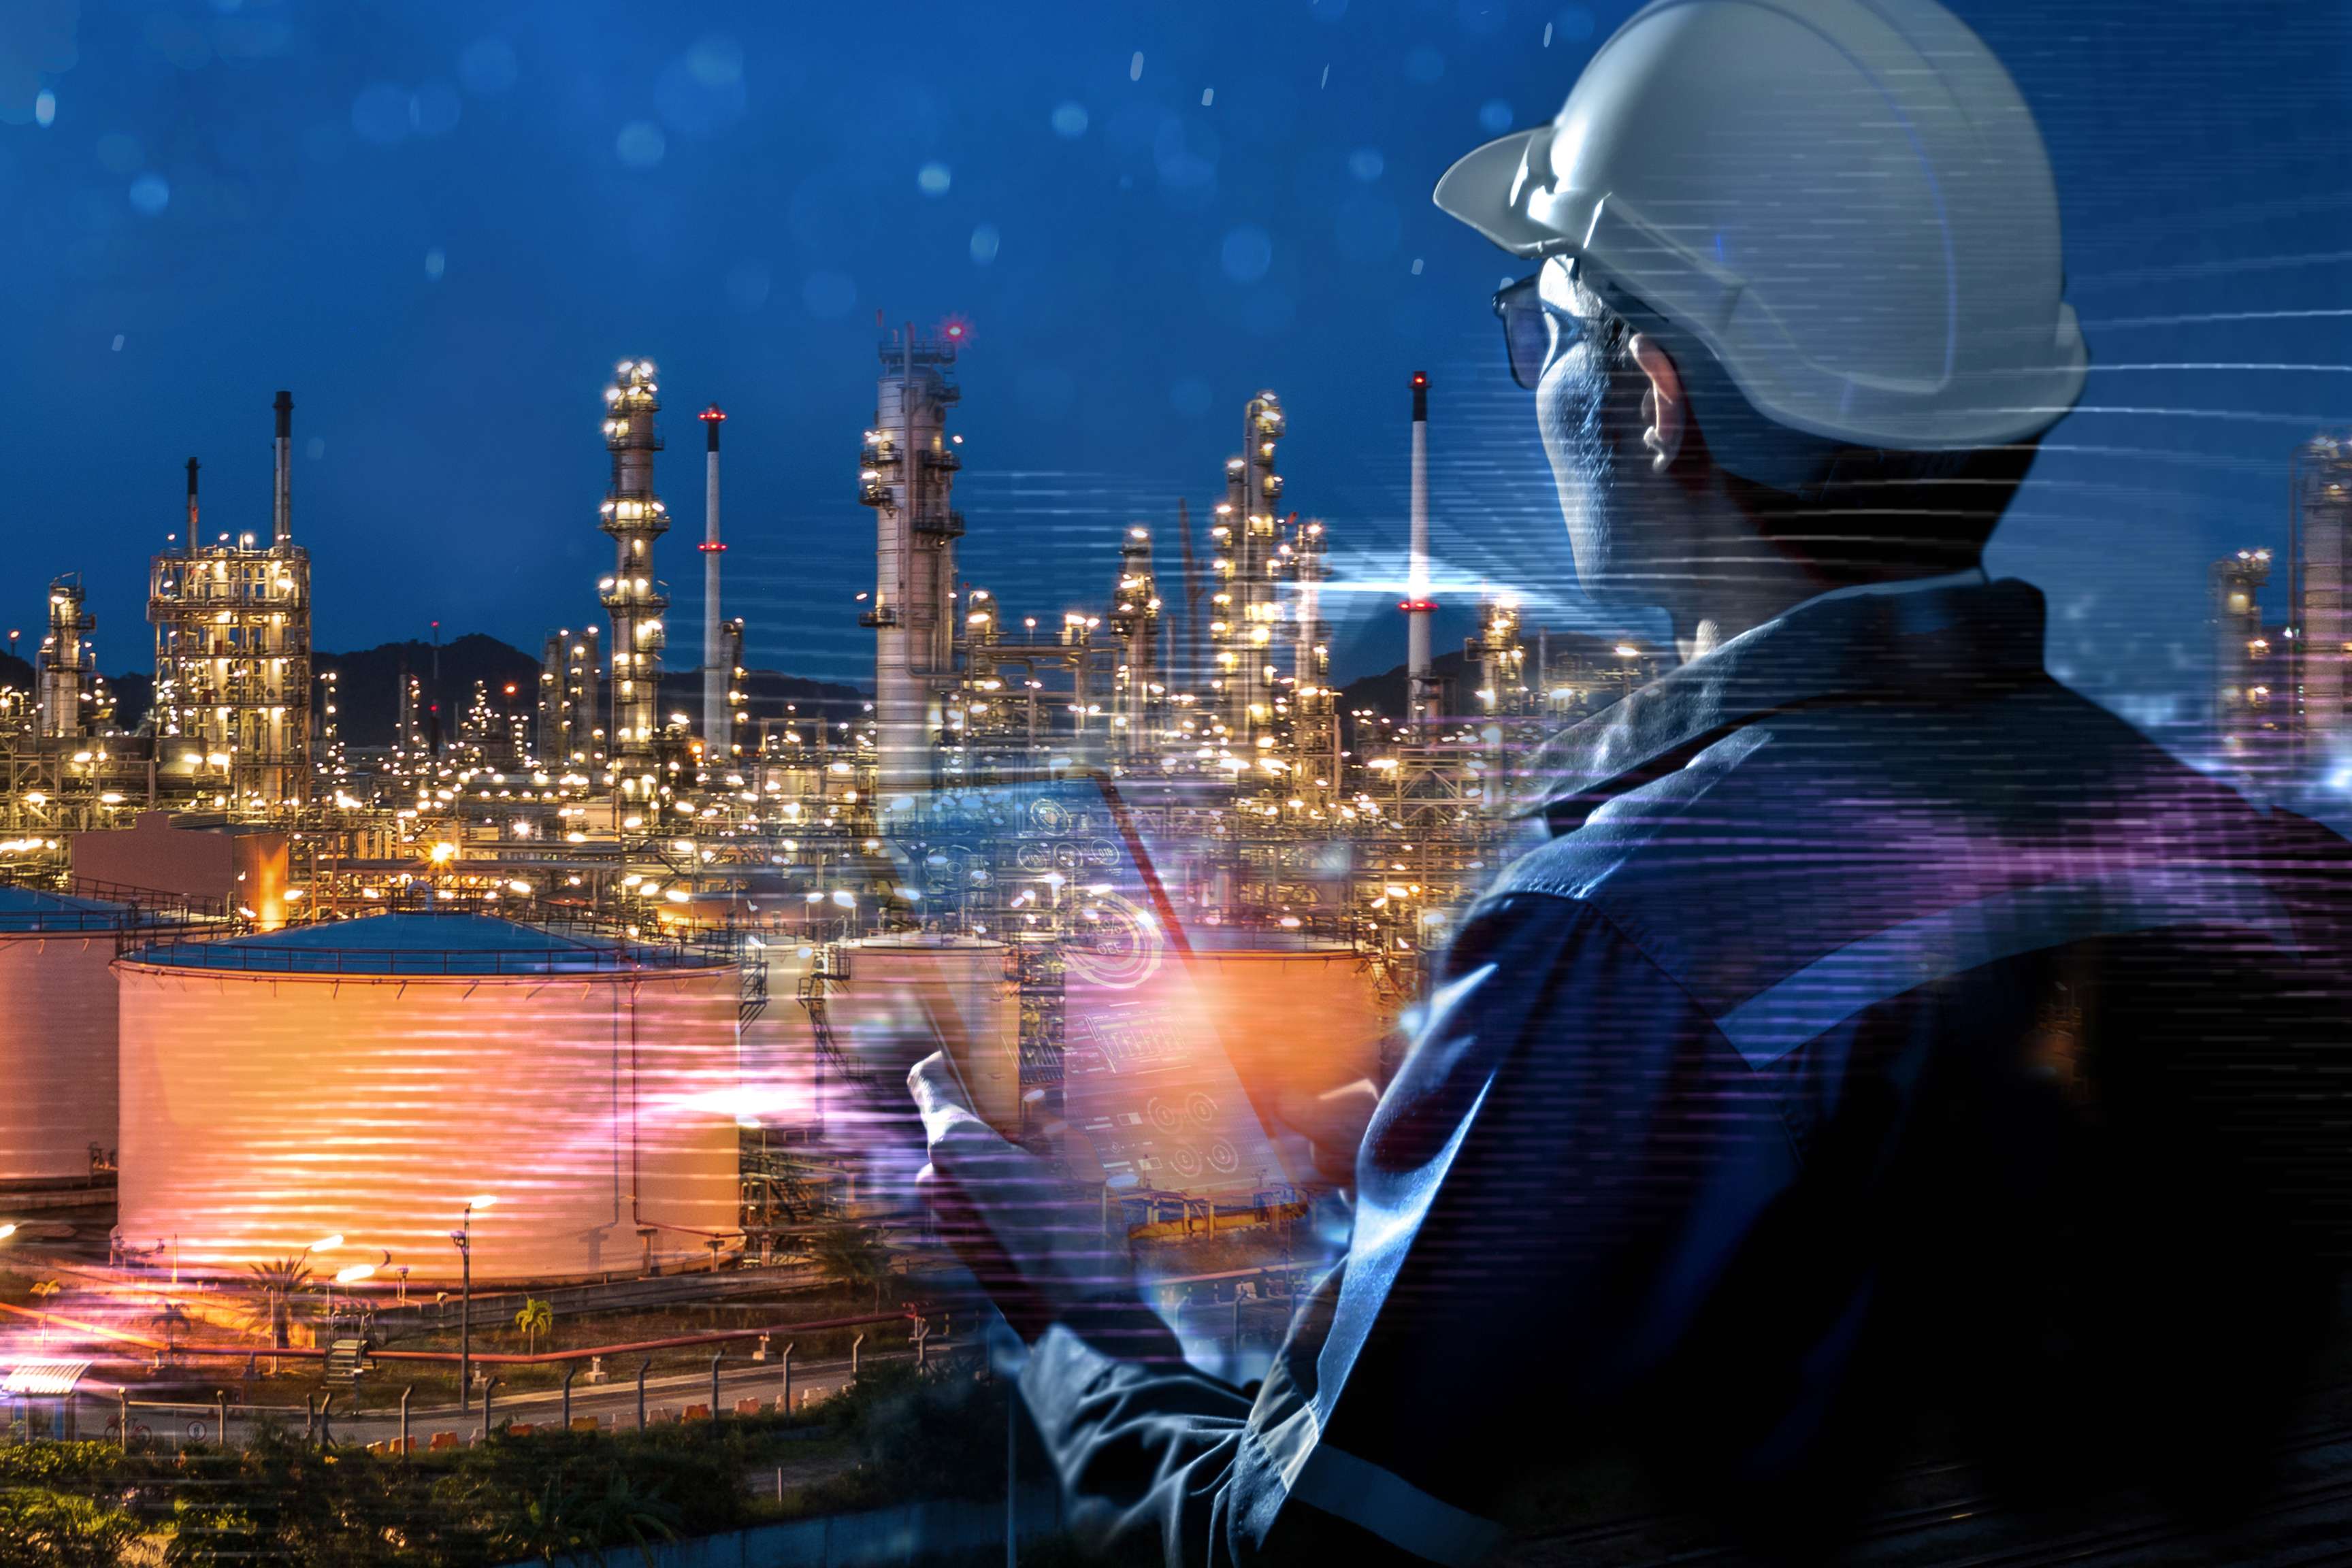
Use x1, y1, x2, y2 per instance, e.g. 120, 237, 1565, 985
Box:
1108, 525, 1161, 762
1286, 517, 1340, 791
698, 404, 730, 761
860, 321, 964, 796
147, 393, 313, 810
37, 574, 94, 741
1209, 391, 1285, 759
2211, 547, 2279, 774
2292, 434, 2352, 777
1404, 373, 1438, 727
598, 359, 669, 799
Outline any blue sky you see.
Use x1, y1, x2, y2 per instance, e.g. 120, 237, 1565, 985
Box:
4, 0, 2349, 728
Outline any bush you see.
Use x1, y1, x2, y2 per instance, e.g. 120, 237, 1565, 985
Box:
0, 1486, 142, 1568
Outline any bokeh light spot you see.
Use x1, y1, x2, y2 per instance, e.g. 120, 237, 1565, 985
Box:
802, 270, 857, 318
617, 120, 666, 168
457, 38, 518, 95
1220, 224, 1273, 284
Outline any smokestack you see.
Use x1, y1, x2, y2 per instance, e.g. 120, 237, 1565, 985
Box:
698, 404, 728, 758
185, 457, 201, 541
272, 390, 294, 547
1405, 372, 1435, 725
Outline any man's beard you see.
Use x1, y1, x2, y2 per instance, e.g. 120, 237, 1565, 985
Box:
1537, 348, 1627, 600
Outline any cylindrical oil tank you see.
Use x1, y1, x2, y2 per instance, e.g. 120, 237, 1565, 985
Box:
823, 936, 1019, 1132
115, 913, 740, 1285
1179, 931, 1392, 1106
0, 887, 140, 1186
735, 938, 817, 1130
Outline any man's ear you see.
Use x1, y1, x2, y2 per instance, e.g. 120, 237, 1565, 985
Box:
1629, 334, 1685, 473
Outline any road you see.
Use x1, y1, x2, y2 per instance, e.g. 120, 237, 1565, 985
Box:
114, 1345, 951, 1450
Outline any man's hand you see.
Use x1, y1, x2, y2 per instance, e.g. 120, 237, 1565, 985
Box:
909, 1051, 1140, 1343
1273, 1078, 1380, 1192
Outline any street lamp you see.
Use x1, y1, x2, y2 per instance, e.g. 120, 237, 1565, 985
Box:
448, 1197, 495, 1413
298, 1235, 343, 1341
330, 1264, 374, 1341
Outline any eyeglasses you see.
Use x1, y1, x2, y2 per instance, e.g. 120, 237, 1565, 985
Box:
1492, 271, 1601, 391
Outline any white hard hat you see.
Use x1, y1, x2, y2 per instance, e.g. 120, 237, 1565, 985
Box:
1434, 0, 2087, 456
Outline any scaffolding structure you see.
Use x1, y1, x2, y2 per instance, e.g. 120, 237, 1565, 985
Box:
861, 322, 965, 798
147, 399, 314, 812
598, 359, 669, 799
1208, 393, 1286, 760
36, 575, 95, 742
2291, 434, 2352, 778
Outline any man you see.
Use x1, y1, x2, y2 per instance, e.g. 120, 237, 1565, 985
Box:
911, 0, 2352, 1561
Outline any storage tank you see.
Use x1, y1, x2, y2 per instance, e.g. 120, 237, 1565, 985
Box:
115, 913, 740, 1284
807, 935, 1016, 1218
0, 886, 143, 1186
822, 936, 1018, 1130
734, 938, 817, 1130
1179, 931, 1391, 1106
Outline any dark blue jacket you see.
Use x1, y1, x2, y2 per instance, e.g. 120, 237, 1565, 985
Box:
1017, 574, 2352, 1564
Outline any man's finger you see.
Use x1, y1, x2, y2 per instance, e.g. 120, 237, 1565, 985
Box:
1273, 1079, 1379, 1148
1273, 1079, 1379, 1187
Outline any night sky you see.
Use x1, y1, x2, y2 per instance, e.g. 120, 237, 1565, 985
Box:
5, 0, 2350, 744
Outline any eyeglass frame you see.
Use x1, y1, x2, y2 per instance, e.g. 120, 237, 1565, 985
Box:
1492, 255, 1631, 391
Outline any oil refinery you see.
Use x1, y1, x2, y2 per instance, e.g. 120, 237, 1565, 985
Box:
0, 328, 1726, 1308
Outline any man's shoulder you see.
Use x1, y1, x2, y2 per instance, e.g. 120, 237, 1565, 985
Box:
1488, 679, 2295, 1006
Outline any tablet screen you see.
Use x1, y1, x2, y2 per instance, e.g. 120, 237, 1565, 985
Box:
912, 773, 1295, 1207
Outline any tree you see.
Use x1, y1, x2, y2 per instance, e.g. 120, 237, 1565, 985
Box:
807, 1224, 895, 1312
244, 1258, 311, 1350
513, 1297, 554, 1357
149, 1301, 192, 1364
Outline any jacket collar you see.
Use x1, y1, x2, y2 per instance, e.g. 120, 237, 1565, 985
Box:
1516, 573, 2050, 834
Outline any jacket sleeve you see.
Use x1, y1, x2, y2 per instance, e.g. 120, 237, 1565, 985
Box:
1017, 890, 1795, 1565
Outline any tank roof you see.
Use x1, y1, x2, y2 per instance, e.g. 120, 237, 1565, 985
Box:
122, 912, 725, 977
0, 884, 135, 934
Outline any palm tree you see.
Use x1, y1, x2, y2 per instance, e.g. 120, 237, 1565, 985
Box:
807, 1224, 895, 1312
148, 1301, 191, 1363
513, 1296, 554, 1356
244, 1257, 311, 1350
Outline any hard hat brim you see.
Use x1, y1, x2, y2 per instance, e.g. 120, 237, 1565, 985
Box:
1432, 130, 1565, 259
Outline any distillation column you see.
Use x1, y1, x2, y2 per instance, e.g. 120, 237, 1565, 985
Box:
37, 575, 93, 741
698, 404, 729, 760
598, 359, 670, 800
1288, 518, 1339, 791
2294, 435, 2352, 777
860, 322, 964, 798
1109, 525, 1162, 764
1209, 392, 1285, 758
146, 395, 312, 810
2211, 548, 2276, 772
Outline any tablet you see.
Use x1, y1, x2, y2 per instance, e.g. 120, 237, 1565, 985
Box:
909, 772, 1295, 1208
